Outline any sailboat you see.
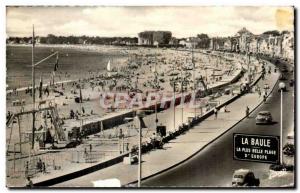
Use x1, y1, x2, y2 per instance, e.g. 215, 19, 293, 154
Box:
107, 60, 111, 71
107, 60, 111, 77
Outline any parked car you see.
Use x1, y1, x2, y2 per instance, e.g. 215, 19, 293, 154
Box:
263, 83, 270, 90
281, 66, 289, 73
289, 79, 294, 87
279, 74, 287, 80
224, 88, 231, 95
232, 169, 260, 187
269, 164, 294, 171
256, 111, 273, 124
65, 140, 81, 148
283, 143, 295, 156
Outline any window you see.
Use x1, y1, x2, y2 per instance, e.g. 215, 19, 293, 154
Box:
234, 175, 244, 179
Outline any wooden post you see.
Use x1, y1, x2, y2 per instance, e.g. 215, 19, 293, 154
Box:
13, 144, 16, 172
17, 116, 22, 154
138, 116, 142, 187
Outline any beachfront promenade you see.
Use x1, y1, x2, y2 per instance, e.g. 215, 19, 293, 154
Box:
52, 59, 279, 187
6, 49, 264, 187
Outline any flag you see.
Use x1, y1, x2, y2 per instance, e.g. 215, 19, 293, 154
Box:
39, 76, 43, 98
54, 54, 59, 71
138, 116, 147, 129
134, 116, 147, 129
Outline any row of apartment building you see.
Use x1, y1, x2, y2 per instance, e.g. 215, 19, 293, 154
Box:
209, 27, 294, 62
137, 28, 293, 63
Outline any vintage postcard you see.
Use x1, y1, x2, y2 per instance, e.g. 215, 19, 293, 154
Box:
6, 6, 295, 188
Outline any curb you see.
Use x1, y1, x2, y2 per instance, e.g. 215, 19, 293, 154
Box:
33, 152, 130, 187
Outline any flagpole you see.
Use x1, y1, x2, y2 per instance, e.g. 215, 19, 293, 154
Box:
31, 24, 35, 149
30, 25, 59, 150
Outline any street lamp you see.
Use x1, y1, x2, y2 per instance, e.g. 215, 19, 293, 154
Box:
180, 63, 184, 125
279, 82, 286, 165
246, 43, 251, 84
135, 110, 143, 188
192, 46, 196, 117
171, 64, 176, 132
173, 80, 176, 132
124, 110, 152, 187
151, 58, 159, 130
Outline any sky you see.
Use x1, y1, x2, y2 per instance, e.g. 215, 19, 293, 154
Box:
6, 6, 294, 38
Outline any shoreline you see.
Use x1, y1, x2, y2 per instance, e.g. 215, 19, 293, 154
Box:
6, 43, 137, 54
6, 79, 75, 93
6, 44, 133, 91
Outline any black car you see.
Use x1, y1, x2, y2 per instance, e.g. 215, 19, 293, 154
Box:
65, 140, 81, 148
289, 79, 294, 87
281, 66, 289, 73
232, 169, 260, 187
279, 74, 287, 80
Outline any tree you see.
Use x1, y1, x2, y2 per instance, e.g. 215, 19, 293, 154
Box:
263, 30, 280, 36
7, 34, 138, 45
197, 34, 210, 49
197, 33, 209, 39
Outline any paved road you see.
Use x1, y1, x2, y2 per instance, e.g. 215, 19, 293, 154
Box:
142, 62, 294, 187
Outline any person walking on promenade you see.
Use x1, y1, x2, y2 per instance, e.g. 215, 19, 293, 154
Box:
262, 72, 265, 80
89, 144, 92, 153
25, 161, 29, 178
84, 148, 88, 157
70, 109, 75, 119
42, 162, 46, 174
44, 86, 49, 97
263, 93, 267, 103
37, 158, 43, 172
214, 107, 218, 119
82, 107, 85, 115
245, 106, 250, 118
26, 177, 33, 188
224, 105, 228, 113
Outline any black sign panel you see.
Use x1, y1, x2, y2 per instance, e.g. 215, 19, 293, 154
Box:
233, 133, 279, 164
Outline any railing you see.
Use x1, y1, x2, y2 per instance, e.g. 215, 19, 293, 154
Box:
7, 149, 120, 179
